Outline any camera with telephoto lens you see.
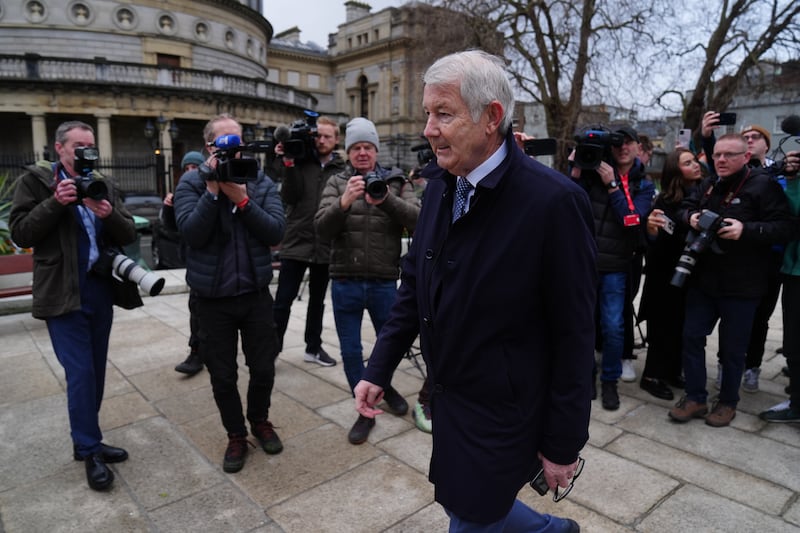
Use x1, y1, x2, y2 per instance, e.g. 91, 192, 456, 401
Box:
93, 249, 165, 297
207, 134, 273, 183
573, 129, 624, 170
274, 109, 319, 161
364, 171, 387, 199
73, 146, 108, 201
670, 210, 730, 288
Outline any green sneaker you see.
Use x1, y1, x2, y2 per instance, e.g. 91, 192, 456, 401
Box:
412, 401, 432, 433
759, 401, 800, 423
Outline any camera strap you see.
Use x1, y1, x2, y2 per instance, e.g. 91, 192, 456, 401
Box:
703, 168, 751, 210
619, 172, 636, 213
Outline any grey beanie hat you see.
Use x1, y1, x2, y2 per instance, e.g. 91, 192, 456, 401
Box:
181, 151, 205, 169
345, 117, 380, 152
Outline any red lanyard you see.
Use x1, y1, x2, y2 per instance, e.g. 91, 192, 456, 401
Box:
703, 168, 750, 209
619, 173, 636, 213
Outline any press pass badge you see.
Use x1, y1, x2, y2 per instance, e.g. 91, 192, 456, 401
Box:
623, 213, 640, 227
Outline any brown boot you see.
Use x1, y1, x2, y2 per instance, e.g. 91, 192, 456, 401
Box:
668, 396, 708, 422
705, 402, 736, 427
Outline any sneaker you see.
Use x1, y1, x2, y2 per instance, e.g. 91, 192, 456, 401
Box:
412, 401, 432, 433
348, 415, 376, 445
304, 347, 336, 367
621, 360, 636, 382
705, 402, 736, 427
382, 385, 409, 416
668, 396, 708, 422
601, 381, 620, 411
760, 406, 800, 423
175, 350, 203, 376
250, 420, 283, 454
742, 367, 760, 393
713, 363, 722, 390
223, 433, 251, 473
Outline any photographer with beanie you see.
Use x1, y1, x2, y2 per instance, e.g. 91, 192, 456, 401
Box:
315, 117, 420, 444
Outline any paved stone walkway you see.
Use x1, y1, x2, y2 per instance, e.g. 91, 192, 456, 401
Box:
1, 270, 798, 532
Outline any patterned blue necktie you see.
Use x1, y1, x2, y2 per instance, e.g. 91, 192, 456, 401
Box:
452, 177, 473, 222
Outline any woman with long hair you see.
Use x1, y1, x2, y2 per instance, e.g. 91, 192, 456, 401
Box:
638, 148, 705, 399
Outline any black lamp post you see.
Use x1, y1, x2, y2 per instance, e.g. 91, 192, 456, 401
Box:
144, 113, 178, 196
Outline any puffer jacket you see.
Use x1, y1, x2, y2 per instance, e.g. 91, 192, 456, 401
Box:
274, 153, 346, 263
174, 168, 285, 297
314, 163, 420, 280
10, 161, 136, 318
782, 178, 800, 277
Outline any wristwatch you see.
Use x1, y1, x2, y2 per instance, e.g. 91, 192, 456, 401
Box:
606, 179, 619, 190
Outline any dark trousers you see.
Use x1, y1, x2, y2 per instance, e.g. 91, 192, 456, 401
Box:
623, 252, 645, 359
195, 290, 279, 436
682, 287, 758, 407
46, 274, 114, 457
188, 290, 199, 350
272, 259, 330, 353
745, 250, 783, 369
781, 275, 800, 409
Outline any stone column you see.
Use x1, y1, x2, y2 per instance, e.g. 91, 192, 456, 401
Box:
30, 113, 47, 159
96, 115, 112, 159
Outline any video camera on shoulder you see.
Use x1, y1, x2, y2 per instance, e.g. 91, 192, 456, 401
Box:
73, 146, 108, 201
573, 129, 624, 170
274, 109, 319, 161
208, 134, 272, 184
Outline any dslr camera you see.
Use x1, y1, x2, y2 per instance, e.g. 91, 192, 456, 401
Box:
573, 129, 624, 170
670, 210, 730, 288
73, 146, 108, 201
207, 134, 272, 184
364, 171, 387, 199
274, 109, 319, 160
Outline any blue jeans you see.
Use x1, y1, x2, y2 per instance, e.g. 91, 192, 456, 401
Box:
682, 287, 758, 406
445, 500, 574, 533
331, 279, 397, 392
46, 274, 114, 457
598, 271, 627, 382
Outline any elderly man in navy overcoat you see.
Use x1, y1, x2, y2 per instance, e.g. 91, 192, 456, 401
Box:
354, 50, 597, 532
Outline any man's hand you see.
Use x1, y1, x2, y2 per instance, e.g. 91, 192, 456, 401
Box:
340, 175, 365, 211
597, 161, 616, 188
718, 218, 743, 240
538, 453, 580, 492
218, 181, 247, 205
83, 198, 113, 219
354, 379, 385, 418
689, 211, 701, 231
701, 111, 720, 138
54, 178, 77, 206
784, 150, 799, 176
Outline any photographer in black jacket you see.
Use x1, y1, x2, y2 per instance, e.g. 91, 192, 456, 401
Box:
670, 133, 795, 427
175, 114, 285, 473
271, 116, 345, 366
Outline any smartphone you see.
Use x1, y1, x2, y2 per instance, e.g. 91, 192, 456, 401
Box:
660, 213, 675, 235
523, 138, 558, 157
529, 466, 549, 496
718, 112, 737, 126
677, 128, 692, 147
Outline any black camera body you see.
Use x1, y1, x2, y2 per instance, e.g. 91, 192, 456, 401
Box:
574, 129, 624, 170
671, 210, 730, 288
73, 146, 108, 201
208, 134, 272, 184
411, 140, 435, 167
275, 110, 319, 161
364, 171, 387, 199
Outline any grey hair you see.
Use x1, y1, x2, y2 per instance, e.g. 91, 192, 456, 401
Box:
203, 113, 241, 144
423, 50, 514, 132
55, 121, 94, 145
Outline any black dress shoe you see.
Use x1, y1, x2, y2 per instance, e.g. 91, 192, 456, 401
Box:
666, 375, 686, 389
601, 381, 620, 411
85, 453, 114, 491
74, 443, 129, 464
382, 385, 409, 416
348, 415, 376, 445
175, 351, 203, 376
639, 377, 675, 400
